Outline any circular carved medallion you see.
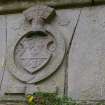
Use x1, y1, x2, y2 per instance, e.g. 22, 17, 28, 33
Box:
7, 6, 65, 83
8, 26, 65, 83
14, 31, 56, 74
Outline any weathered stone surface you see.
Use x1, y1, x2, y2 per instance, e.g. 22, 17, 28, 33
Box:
6, 13, 66, 84
14, 31, 55, 74
0, 16, 6, 88
1, 70, 26, 95
94, 0, 105, 3
0, 95, 27, 105
0, 0, 92, 6
23, 5, 56, 31
23, 5, 56, 22
0, 102, 26, 105
68, 5, 105, 100
37, 9, 81, 94
0, 14, 27, 95
76, 100, 105, 105
0, 0, 92, 15
0, 95, 26, 102
47, 0, 92, 6
0, 8, 80, 96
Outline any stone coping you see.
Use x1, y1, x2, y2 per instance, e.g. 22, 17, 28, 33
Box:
0, 0, 105, 14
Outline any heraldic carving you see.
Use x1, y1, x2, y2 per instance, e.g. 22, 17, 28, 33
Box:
8, 5, 66, 84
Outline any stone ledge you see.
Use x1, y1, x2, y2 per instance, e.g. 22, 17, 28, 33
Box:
0, 0, 92, 14
0, 0, 105, 14
0, 95, 26, 102
0, 0, 92, 5
0, 95, 27, 105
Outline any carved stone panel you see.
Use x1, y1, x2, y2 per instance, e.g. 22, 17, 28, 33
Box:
0, 6, 80, 96
0, 5, 66, 95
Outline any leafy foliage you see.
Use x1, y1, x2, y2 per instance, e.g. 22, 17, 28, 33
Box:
26, 92, 76, 105
26, 92, 105, 105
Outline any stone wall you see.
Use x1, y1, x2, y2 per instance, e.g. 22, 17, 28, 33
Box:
1, 1, 105, 105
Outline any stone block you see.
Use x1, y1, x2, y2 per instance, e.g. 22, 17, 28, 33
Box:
68, 6, 105, 100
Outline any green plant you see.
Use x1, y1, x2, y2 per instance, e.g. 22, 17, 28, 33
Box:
26, 92, 105, 105
26, 92, 76, 105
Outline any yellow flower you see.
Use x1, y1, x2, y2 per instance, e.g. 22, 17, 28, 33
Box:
27, 95, 34, 103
